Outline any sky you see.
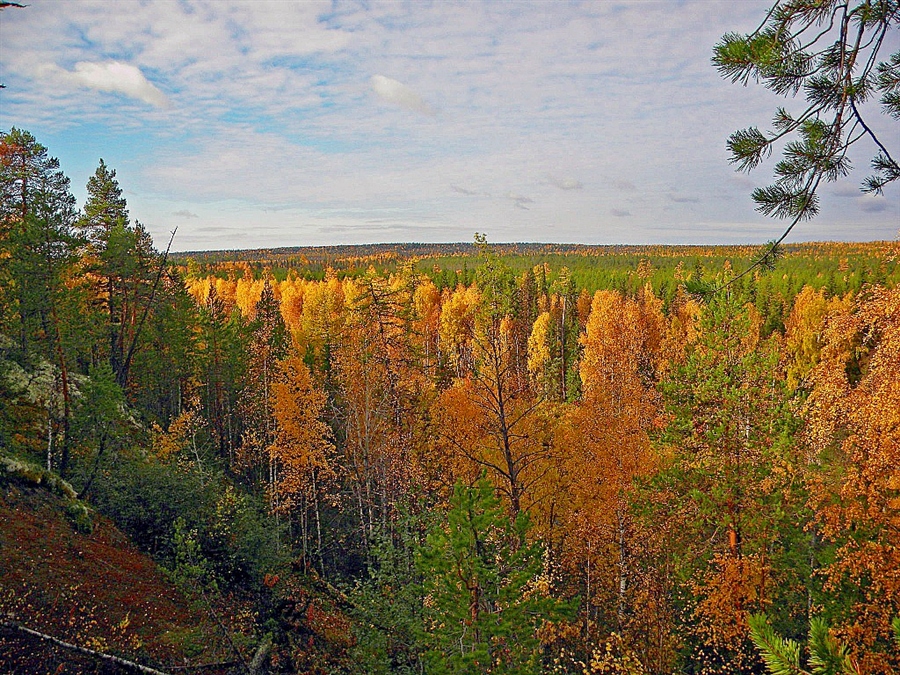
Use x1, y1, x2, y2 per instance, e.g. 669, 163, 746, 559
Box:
1, 0, 898, 253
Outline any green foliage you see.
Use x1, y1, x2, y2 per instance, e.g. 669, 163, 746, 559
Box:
77, 159, 167, 391
474, 234, 518, 321
642, 292, 815, 669
0, 453, 92, 532
0, 453, 77, 499
416, 477, 571, 675
807, 618, 853, 675
80, 158, 128, 240
202, 482, 287, 584
197, 286, 250, 458
168, 516, 217, 593
349, 504, 433, 674
748, 614, 858, 675
127, 266, 197, 428
64, 499, 93, 534
73, 363, 126, 438
713, 1, 900, 220
83, 449, 285, 584
747, 613, 802, 675
70, 362, 130, 499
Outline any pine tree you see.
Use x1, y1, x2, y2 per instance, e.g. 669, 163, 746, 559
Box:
417, 477, 570, 674
0, 128, 81, 474
713, 2, 900, 275
77, 160, 161, 389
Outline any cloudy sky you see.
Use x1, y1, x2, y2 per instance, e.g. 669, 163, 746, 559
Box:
1, 1, 897, 252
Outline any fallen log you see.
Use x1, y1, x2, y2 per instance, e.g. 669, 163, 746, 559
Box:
1, 617, 172, 675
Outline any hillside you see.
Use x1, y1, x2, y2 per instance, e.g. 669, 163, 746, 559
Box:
0, 468, 232, 675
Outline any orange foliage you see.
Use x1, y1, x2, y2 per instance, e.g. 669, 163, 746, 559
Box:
579, 287, 665, 425
438, 284, 480, 376
803, 285, 900, 671
212, 277, 237, 313
561, 288, 665, 644
431, 377, 562, 522
235, 272, 263, 319
295, 272, 345, 368
185, 277, 211, 306
526, 310, 553, 390
333, 270, 433, 546
268, 354, 333, 512
412, 278, 442, 375
278, 279, 306, 332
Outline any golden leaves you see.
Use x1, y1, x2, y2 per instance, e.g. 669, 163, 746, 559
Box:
268, 354, 333, 512
527, 311, 553, 385
783, 285, 851, 391
803, 285, 900, 669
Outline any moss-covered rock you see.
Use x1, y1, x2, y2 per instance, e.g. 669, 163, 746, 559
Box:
1, 454, 88, 531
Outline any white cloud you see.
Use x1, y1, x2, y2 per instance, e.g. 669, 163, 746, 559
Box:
48, 61, 170, 108
547, 175, 583, 191
2, 0, 897, 250
370, 75, 436, 116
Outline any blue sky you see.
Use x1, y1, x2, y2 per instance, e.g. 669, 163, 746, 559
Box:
1, 0, 897, 252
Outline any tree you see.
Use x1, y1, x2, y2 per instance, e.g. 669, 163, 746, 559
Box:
714, 1, 899, 273
433, 297, 561, 522
236, 279, 287, 491
268, 352, 334, 572
197, 284, 247, 462
416, 477, 570, 675
77, 160, 166, 390
0, 128, 81, 475
565, 288, 664, 638
802, 285, 900, 671
412, 277, 442, 378
782, 285, 851, 391
435, 244, 570, 522
639, 291, 806, 672
438, 283, 480, 378
349, 502, 434, 674
72, 363, 129, 501
0, 129, 80, 354
332, 269, 431, 562
127, 265, 196, 428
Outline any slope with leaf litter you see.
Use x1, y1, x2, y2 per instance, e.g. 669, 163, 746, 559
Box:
0, 478, 234, 674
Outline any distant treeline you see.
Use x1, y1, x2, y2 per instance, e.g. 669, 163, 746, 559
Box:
174, 240, 899, 338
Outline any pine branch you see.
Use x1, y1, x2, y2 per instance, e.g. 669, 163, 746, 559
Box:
747, 613, 807, 675
807, 617, 858, 674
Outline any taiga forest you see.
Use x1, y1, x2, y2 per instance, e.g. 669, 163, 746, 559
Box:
1, 1, 899, 674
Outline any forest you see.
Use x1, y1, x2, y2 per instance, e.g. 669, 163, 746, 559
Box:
1, 128, 899, 674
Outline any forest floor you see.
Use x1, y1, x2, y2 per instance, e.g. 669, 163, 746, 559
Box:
0, 480, 236, 675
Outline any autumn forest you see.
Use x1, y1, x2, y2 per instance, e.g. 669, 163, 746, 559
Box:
1, 129, 899, 674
